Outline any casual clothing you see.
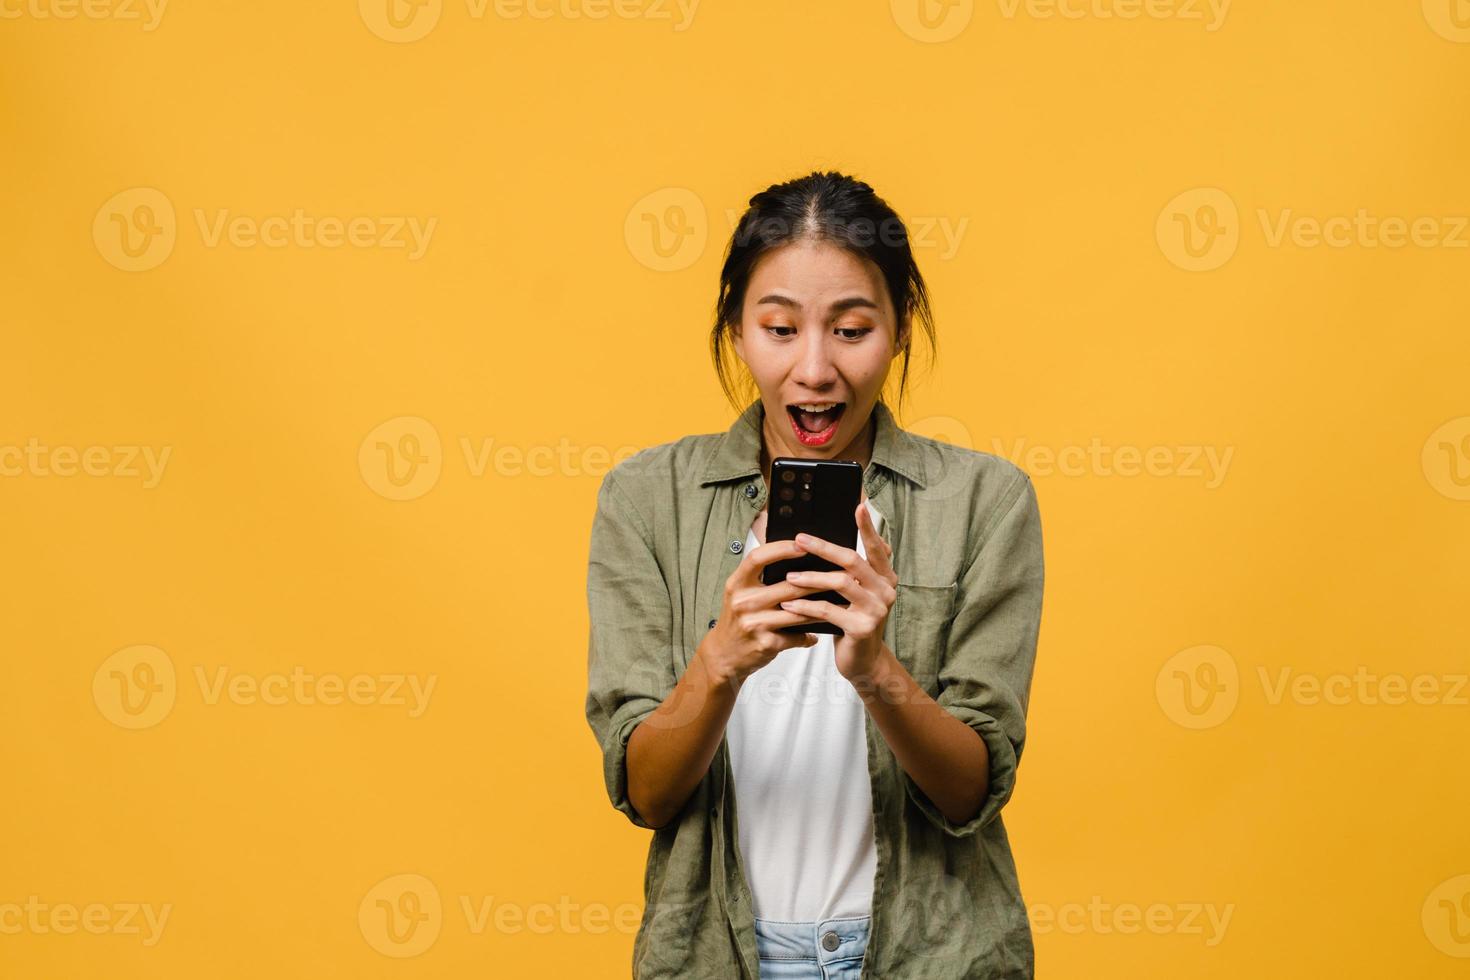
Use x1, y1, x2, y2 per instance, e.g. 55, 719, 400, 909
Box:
585, 397, 1046, 979
754, 914, 871, 980
724, 501, 886, 924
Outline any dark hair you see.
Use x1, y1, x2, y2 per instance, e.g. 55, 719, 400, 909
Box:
710, 170, 936, 417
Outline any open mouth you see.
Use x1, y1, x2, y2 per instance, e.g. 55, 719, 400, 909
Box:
785, 401, 846, 447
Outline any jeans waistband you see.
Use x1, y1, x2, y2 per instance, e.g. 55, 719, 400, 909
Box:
754, 914, 870, 964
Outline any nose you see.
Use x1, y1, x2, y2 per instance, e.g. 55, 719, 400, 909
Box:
790, 328, 838, 389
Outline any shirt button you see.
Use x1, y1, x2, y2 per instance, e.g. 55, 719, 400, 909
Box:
821, 930, 841, 951
729, 539, 743, 554
707, 619, 717, 629
743, 483, 757, 498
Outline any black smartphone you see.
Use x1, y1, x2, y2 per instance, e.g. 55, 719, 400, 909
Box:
761, 457, 864, 636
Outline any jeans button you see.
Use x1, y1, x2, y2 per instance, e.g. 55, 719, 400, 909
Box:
821, 930, 840, 951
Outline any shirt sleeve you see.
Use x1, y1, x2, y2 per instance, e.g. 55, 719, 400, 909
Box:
584, 467, 675, 830
900, 470, 1045, 838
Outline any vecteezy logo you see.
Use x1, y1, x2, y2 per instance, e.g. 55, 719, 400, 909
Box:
889, 871, 978, 962
1156, 644, 1238, 729
359, 416, 443, 501
624, 188, 707, 272
1423, 0, 1470, 42
1156, 188, 1240, 272
637, 898, 707, 977
1423, 874, 1470, 957
890, 0, 974, 42
93, 645, 178, 729
359, 0, 442, 42
1422, 416, 1470, 501
906, 414, 975, 503
359, 874, 442, 957
93, 188, 177, 272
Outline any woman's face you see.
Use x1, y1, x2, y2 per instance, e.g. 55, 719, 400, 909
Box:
731, 239, 904, 466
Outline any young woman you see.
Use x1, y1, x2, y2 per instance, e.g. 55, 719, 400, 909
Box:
586, 171, 1045, 979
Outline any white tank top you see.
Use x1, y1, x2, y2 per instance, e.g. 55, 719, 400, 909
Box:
724, 500, 883, 922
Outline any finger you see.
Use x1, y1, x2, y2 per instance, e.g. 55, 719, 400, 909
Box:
777, 631, 819, 651
782, 568, 875, 608
740, 579, 841, 610
855, 500, 895, 579
791, 532, 857, 572
862, 491, 893, 552
773, 627, 820, 650
747, 538, 808, 568
793, 531, 883, 591
777, 597, 861, 634
736, 538, 808, 583
747, 608, 829, 633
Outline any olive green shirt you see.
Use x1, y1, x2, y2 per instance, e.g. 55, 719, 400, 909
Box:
585, 397, 1045, 979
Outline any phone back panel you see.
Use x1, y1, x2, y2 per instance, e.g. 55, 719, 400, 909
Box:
761, 458, 863, 633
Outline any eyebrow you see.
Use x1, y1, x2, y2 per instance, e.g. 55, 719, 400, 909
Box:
755, 294, 880, 316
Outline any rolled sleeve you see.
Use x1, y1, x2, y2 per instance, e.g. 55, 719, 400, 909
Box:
901, 471, 1045, 838
584, 467, 675, 831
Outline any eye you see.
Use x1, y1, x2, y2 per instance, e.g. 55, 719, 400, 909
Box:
835, 326, 873, 341
764, 324, 797, 338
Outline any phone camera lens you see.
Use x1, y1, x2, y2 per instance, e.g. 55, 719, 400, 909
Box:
781, 470, 796, 483
800, 490, 812, 502
779, 486, 795, 501
778, 504, 793, 518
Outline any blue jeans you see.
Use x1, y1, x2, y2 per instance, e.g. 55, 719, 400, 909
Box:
754, 914, 870, 979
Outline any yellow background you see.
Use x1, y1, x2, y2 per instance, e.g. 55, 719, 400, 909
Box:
3, 0, 1468, 976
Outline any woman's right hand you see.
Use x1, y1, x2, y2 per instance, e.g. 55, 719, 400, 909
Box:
702, 538, 825, 687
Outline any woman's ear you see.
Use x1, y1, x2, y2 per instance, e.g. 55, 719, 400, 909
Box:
729, 321, 746, 362
894, 315, 910, 357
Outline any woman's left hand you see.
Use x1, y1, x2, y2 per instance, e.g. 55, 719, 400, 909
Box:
779, 492, 898, 683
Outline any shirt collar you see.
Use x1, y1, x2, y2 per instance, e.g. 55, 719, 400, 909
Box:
698, 398, 929, 490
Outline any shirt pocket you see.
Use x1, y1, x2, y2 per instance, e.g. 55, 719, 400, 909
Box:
892, 581, 958, 693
